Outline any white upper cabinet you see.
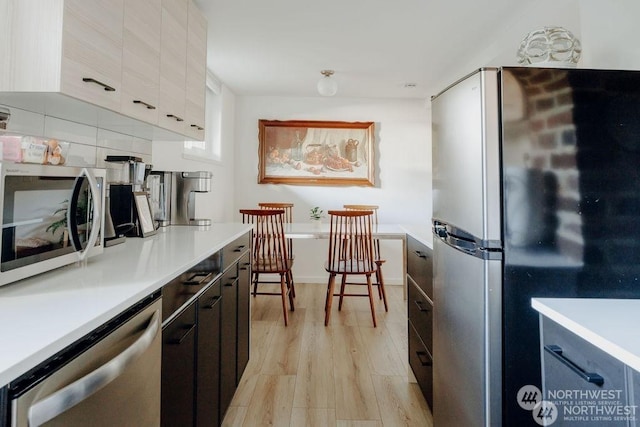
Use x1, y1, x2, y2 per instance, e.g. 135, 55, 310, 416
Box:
158, 0, 188, 135
184, 1, 207, 141
0, 0, 123, 111
121, 0, 162, 124
0, 0, 207, 140
61, 0, 124, 111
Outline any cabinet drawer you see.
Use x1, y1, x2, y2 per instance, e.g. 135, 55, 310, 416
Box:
222, 232, 251, 271
409, 322, 433, 409
541, 317, 626, 414
407, 235, 433, 300
162, 252, 220, 323
408, 276, 433, 354
161, 301, 196, 427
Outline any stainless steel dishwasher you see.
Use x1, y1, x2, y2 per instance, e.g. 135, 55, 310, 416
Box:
8, 292, 161, 427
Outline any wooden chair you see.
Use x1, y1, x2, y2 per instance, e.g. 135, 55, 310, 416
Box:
324, 210, 379, 327
343, 204, 388, 312
257, 202, 295, 298
240, 209, 295, 325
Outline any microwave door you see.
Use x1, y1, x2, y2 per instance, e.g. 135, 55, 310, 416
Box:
68, 168, 102, 261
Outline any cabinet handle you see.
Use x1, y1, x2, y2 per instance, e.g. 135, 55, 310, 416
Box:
414, 250, 427, 259
190, 124, 204, 130
544, 345, 604, 385
233, 245, 246, 252
82, 77, 115, 92
133, 100, 156, 110
414, 300, 430, 312
184, 272, 213, 286
168, 323, 196, 345
166, 114, 184, 122
224, 278, 238, 286
202, 296, 220, 309
240, 263, 250, 271
416, 351, 432, 367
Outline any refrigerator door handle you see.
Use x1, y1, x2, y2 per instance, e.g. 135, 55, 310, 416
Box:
432, 219, 502, 260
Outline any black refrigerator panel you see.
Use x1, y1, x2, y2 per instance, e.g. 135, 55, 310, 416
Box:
500, 67, 640, 425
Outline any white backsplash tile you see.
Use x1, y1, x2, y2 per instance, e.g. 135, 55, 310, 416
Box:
0, 105, 45, 136
43, 116, 97, 147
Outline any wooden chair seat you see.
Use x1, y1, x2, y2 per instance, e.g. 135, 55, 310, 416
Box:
258, 202, 296, 298
240, 208, 295, 326
343, 204, 388, 312
323, 260, 376, 274
324, 210, 380, 327
255, 257, 293, 272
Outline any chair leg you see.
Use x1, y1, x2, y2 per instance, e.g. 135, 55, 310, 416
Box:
325, 274, 337, 326
280, 274, 289, 326
286, 272, 295, 312
252, 272, 259, 297
288, 269, 296, 298
376, 265, 388, 312
338, 274, 347, 311
366, 274, 377, 327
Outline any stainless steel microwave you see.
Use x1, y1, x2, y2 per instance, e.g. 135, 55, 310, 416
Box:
0, 162, 106, 286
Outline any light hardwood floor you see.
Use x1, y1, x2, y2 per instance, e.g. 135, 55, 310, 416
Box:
222, 282, 433, 427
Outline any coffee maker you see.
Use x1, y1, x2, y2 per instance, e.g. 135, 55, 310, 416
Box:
147, 170, 212, 226
104, 156, 151, 245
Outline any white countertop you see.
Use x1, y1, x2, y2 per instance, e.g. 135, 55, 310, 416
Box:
401, 224, 433, 248
0, 223, 252, 387
285, 222, 409, 240
532, 298, 640, 372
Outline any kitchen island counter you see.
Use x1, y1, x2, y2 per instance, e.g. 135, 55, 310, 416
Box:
532, 298, 640, 372
0, 223, 252, 387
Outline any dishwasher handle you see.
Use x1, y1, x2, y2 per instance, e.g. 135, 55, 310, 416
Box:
27, 309, 161, 427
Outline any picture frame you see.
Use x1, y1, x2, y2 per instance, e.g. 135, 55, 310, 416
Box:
258, 119, 375, 186
133, 192, 157, 237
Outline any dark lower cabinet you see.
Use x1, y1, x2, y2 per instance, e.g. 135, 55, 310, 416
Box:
220, 266, 239, 419
161, 232, 251, 427
406, 235, 434, 409
1, 385, 8, 427
161, 302, 197, 427
196, 281, 221, 427
236, 252, 250, 383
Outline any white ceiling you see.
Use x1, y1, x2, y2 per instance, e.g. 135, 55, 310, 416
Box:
195, 0, 537, 99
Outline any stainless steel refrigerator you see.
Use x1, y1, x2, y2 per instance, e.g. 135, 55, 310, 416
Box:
431, 67, 640, 426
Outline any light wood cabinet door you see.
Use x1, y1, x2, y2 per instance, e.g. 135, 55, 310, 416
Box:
158, 0, 188, 134
60, 0, 123, 111
184, 1, 207, 140
121, 0, 161, 124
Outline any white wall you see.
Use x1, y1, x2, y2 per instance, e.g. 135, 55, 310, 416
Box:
431, 0, 640, 95
152, 84, 237, 222
233, 96, 431, 284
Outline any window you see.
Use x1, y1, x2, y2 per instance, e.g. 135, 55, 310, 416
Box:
183, 73, 222, 162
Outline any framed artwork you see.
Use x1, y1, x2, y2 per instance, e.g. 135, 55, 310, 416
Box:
258, 119, 375, 186
133, 192, 157, 237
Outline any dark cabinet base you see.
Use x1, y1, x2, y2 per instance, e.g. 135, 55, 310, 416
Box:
409, 322, 433, 408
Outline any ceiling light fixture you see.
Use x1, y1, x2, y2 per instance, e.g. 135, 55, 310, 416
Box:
317, 70, 338, 96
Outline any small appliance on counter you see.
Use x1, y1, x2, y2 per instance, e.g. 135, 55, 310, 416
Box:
104, 156, 152, 243
0, 162, 106, 286
147, 171, 212, 227
147, 171, 172, 227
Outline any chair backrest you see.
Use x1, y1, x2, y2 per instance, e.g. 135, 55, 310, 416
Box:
343, 204, 378, 225
258, 202, 293, 223
258, 202, 294, 255
326, 210, 376, 273
343, 204, 381, 260
240, 209, 289, 272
